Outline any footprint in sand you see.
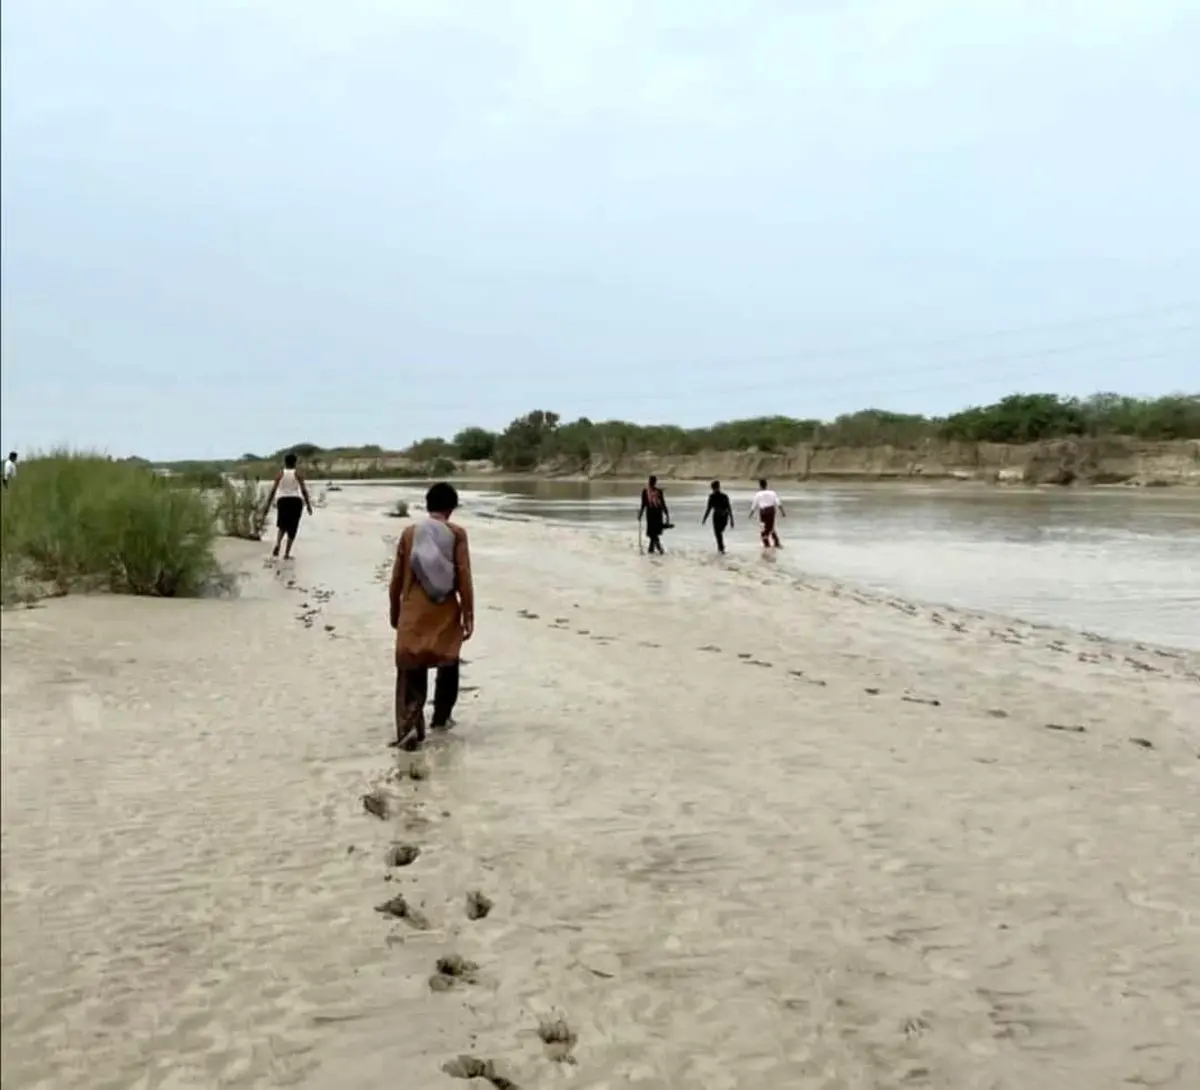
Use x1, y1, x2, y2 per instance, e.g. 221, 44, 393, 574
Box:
864, 687, 881, 696
1129, 737, 1155, 750
428, 954, 480, 991
466, 890, 494, 920
901, 694, 942, 707
575, 629, 591, 636
736, 652, 753, 659
516, 610, 540, 620
1044, 722, 1087, 734
362, 790, 391, 820
788, 670, 827, 687
537, 1015, 579, 1065
386, 843, 421, 867
744, 659, 773, 669
698, 644, 722, 653
375, 893, 431, 929
986, 709, 1009, 719
638, 640, 662, 649
442, 1057, 519, 1089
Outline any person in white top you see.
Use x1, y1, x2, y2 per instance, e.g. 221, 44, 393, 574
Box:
2, 451, 16, 488
261, 452, 313, 559
749, 477, 785, 548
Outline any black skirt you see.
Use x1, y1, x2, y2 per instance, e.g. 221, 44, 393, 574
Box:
276, 496, 304, 537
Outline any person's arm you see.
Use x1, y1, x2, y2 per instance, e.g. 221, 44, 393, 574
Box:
638, 489, 647, 520
661, 490, 670, 521
701, 494, 713, 524
778, 496, 787, 517
455, 529, 475, 640
298, 472, 314, 514
388, 531, 411, 629
262, 471, 281, 513
748, 495, 758, 518
727, 497, 735, 529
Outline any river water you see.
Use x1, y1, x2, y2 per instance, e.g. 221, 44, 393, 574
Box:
343, 479, 1200, 651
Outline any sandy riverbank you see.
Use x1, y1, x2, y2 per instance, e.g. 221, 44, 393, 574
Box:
3, 500, 1199, 1089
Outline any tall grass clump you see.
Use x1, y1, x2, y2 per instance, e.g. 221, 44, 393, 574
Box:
1, 451, 222, 603
215, 478, 268, 540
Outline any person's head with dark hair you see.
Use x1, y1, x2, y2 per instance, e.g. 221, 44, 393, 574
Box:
425, 481, 459, 517
711, 479, 721, 491
758, 478, 768, 490
7, 451, 16, 462
648, 474, 658, 487
284, 452, 298, 469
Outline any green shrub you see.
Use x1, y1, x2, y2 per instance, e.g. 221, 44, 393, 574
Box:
1, 451, 223, 603
216, 478, 268, 540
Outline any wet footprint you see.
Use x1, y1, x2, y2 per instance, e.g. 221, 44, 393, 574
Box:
466, 890, 494, 920
429, 954, 480, 991
442, 1057, 519, 1089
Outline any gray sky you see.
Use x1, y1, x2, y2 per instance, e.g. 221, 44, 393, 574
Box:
3, 0, 1198, 460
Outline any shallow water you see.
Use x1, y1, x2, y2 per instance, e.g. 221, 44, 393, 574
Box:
338, 479, 1200, 650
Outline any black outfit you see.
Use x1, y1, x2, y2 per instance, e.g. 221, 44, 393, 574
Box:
276, 496, 305, 539
704, 491, 733, 553
395, 662, 460, 743
639, 487, 668, 554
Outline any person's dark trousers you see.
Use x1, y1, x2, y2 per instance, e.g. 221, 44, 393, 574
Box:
647, 534, 664, 554
712, 517, 728, 554
395, 662, 461, 745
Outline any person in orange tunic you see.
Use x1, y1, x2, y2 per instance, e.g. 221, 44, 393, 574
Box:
388, 482, 475, 750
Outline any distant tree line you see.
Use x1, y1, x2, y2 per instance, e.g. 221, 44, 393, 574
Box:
414, 393, 1198, 471
196, 392, 1195, 478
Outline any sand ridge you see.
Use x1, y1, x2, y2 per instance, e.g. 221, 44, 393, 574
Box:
2, 497, 1199, 1088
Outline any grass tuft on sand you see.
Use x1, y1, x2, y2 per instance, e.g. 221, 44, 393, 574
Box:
1, 451, 225, 603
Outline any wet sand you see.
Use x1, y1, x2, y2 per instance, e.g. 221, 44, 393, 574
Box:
2, 502, 1199, 1089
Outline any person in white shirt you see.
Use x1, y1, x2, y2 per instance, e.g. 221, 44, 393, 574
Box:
261, 452, 313, 559
2, 451, 17, 489
749, 477, 785, 548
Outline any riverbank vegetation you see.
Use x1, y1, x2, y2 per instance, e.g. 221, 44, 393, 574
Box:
152, 392, 1198, 480
1, 453, 228, 604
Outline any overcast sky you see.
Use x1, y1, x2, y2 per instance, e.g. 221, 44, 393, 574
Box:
2, 0, 1198, 460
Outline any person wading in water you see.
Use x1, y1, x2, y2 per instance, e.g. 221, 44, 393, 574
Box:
262, 452, 313, 559
749, 477, 785, 548
701, 479, 734, 553
388, 482, 475, 750
638, 474, 670, 555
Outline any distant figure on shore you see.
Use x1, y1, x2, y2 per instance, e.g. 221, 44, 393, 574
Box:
262, 452, 313, 559
389, 482, 475, 750
638, 475, 670, 555
749, 478, 785, 548
2, 451, 16, 489
701, 479, 734, 554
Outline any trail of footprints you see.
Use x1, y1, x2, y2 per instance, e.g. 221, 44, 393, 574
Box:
494, 600, 1186, 754
344, 566, 1189, 1083
360, 749, 569, 1086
